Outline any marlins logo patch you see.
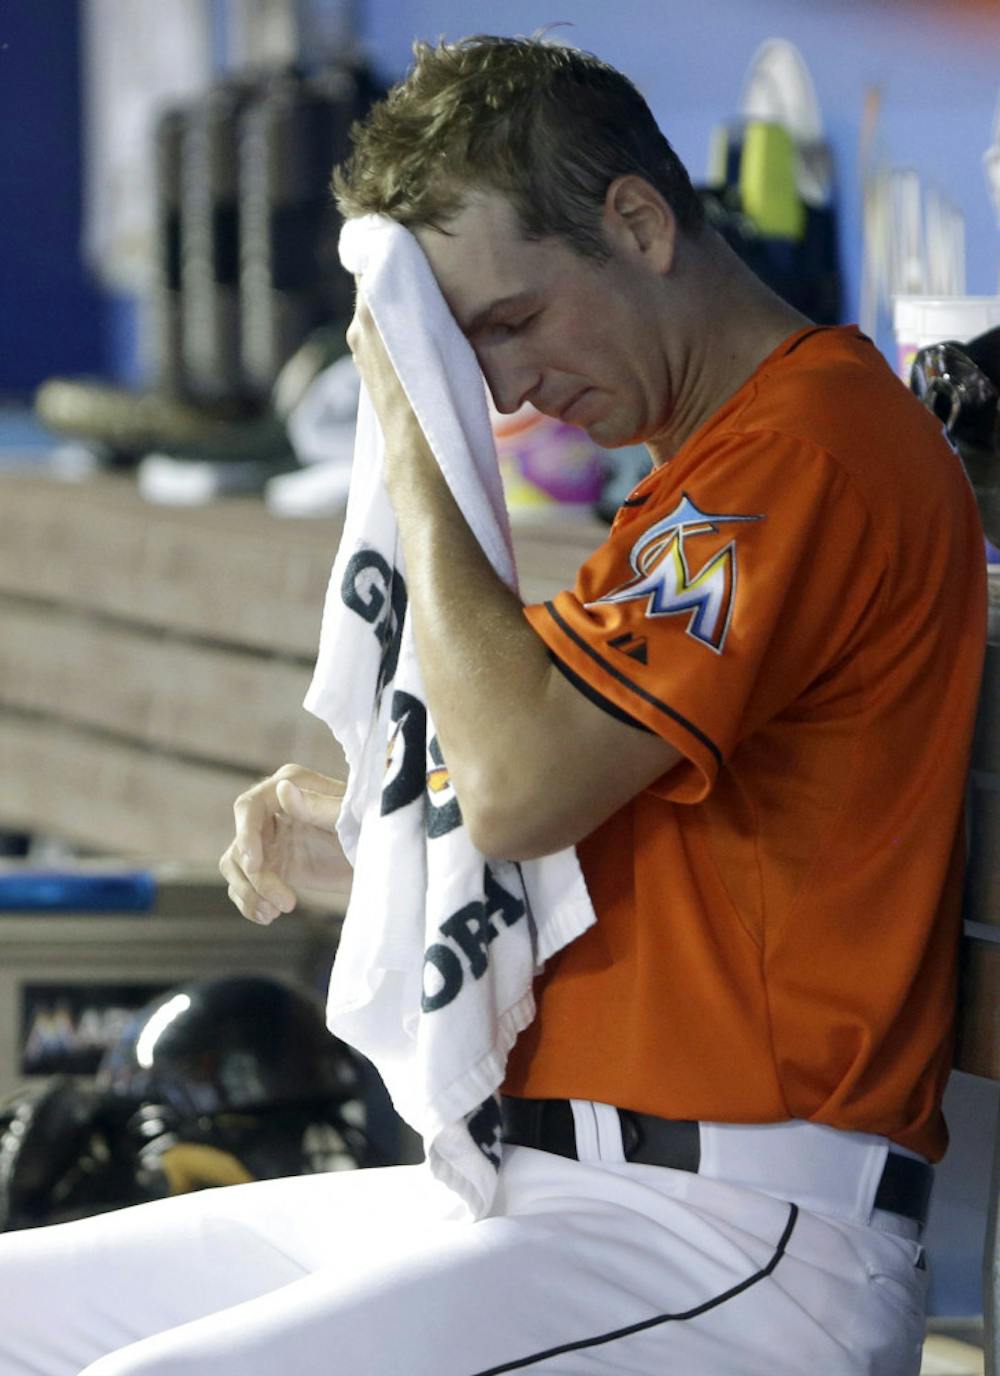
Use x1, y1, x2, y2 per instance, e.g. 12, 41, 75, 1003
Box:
588, 493, 762, 653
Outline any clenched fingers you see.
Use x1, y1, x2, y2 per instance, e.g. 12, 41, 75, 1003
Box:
274, 776, 345, 829
222, 764, 346, 924
218, 840, 292, 925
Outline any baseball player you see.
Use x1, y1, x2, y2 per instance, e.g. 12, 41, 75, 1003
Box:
0, 35, 986, 1376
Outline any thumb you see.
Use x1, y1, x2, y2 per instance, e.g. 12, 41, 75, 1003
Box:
276, 778, 344, 831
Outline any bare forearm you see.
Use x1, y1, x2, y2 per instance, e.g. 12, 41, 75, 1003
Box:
385, 426, 553, 837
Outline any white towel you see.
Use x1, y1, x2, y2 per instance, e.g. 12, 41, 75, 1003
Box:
303, 215, 596, 1218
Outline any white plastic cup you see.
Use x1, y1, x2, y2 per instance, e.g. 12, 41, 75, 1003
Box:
892, 295, 1000, 385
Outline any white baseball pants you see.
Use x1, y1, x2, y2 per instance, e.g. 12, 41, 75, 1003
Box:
0, 1112, 928, 1376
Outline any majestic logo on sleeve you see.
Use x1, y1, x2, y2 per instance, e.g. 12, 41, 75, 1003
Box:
588, 493, 762, 654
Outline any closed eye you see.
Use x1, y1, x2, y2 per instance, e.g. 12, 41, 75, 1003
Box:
476, 311, 539, 345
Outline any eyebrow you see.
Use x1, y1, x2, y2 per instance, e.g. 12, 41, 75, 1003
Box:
461, 291, 538, 335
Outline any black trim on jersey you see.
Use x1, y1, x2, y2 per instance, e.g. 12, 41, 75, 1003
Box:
548, 652, 654, 733
471, 1204, 799, 1374
541, 601, 723, 769
782, 325, 833, 356
620, 494, 650, 508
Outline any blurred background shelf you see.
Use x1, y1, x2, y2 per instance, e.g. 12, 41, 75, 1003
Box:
0, 470, 605, 867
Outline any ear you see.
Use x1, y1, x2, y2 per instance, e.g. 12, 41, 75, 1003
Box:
603, 176, 677, 276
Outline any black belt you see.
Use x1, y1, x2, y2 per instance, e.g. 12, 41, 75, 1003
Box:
500, 1096, 933, 1227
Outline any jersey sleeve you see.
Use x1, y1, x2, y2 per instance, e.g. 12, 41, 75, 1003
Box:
523, 431, 884, 803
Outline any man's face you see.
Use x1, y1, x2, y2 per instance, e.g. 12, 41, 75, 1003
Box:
414, 191, 671, 449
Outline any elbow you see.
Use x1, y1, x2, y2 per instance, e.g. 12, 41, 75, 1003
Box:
466, 818, 543, 863
458, 788, 526, 861
459, 779, 575, 862
448, 733, 590, 861
466, 814, 563, 863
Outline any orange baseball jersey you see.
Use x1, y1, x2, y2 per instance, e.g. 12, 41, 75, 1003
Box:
502, 324, 987, 1162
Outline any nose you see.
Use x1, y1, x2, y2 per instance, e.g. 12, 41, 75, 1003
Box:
479, 355, 541, 416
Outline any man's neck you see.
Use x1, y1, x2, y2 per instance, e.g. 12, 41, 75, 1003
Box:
644, 237, 813, 467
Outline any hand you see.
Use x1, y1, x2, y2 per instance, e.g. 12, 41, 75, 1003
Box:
218, 764, 347, 924
347, 288, 432, 469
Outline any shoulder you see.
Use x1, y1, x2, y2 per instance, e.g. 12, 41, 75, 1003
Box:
731, 326, 962, 505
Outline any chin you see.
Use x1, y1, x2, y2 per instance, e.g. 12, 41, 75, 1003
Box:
590, 417, 639, 449
582, 397, 643, 448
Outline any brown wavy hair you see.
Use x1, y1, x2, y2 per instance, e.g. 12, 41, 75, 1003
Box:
332, 33, 704, 260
